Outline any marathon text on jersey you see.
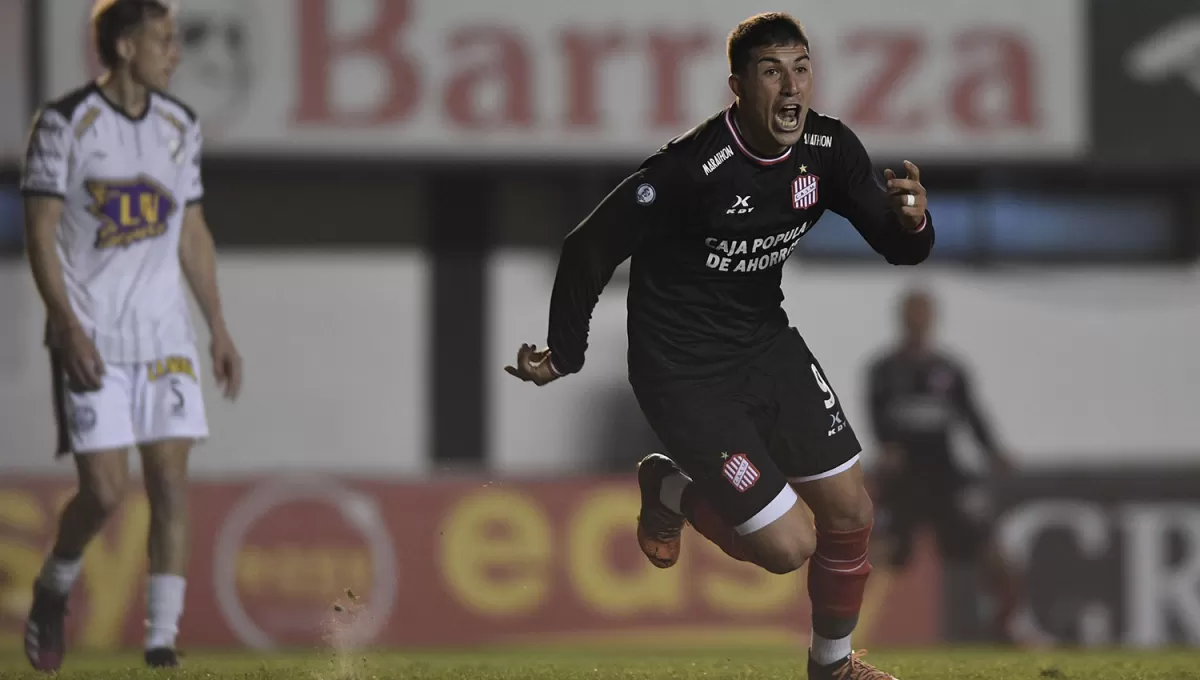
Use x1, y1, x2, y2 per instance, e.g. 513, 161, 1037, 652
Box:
87, 175, 178, 249
703, 145, 734, 176
804, 133, 833, 148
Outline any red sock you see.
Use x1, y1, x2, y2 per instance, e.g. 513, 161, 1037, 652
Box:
808, 522, 873, 620
681, 487, 753, 563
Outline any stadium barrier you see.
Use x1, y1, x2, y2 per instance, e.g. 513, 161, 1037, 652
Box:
0, 475, 938, 651
2, 471, 1196, 650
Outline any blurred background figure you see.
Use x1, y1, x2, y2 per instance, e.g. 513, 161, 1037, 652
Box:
864, 290, 1025, 645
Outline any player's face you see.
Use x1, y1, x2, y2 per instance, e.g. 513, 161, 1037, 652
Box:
128, 15, 181, 91
731, 43, 813, 149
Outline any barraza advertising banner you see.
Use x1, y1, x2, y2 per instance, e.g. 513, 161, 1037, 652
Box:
0, 475, 941, 650
1090, 0, 1200, 164
42, 0, 1085, 160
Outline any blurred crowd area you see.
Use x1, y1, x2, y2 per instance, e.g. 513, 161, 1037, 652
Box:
1, 0, 1198, 653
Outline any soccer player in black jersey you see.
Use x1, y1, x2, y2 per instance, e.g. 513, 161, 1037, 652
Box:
866, 289, 1026, 645
506, 13, 933, 679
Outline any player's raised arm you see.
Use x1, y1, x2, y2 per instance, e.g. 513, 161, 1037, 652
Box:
828, 123, 934, 265
504, 154, 680, 385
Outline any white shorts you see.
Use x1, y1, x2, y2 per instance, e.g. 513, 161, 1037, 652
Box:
51, 345, 210, 455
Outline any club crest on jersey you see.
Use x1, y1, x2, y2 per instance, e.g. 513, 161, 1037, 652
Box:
721, 452, 760, 492
791, 174, 819, 210
86, 175, 177, 249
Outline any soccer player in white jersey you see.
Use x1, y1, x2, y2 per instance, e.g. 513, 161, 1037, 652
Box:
20, 0, 242, 671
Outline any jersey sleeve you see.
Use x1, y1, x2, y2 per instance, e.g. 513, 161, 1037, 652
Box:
826, 121, 933, 265
20, 109, 73, 199
545, 150, 685, 376
182, 120, 204, 205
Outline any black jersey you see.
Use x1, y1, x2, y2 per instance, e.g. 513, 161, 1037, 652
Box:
545, 105, 934, 386
867, 348, 1000, 478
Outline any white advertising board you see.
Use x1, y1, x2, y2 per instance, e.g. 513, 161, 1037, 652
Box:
42, 0, 1086, 160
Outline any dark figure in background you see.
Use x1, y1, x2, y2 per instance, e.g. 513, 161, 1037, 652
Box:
865, 289, 1027, 645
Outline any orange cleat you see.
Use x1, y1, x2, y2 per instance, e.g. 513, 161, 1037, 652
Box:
808, 650, 900, 680
635, 453, 687, 568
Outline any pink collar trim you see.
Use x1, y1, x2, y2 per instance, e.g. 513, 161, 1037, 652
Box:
724, 107, 792, 166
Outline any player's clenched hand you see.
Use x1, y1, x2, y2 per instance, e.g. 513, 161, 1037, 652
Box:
884, 160, 928, 232
504, 343, 560, 386
61, 326, 105, 392
210, 326, 243, 401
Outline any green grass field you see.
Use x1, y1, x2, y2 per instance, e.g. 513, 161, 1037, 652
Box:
2, 648, 1199, 680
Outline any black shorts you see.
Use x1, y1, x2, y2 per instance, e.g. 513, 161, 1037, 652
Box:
632, 329, 862, 532
873, 475, 990, 568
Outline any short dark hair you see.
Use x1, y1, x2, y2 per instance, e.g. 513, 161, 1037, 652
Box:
92, 0, 171, 70
727, 13, 810, 75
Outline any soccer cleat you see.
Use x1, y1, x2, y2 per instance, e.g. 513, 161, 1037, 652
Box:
145, 647, 182, 668
636, 453, 687, 568
808, 650, 899, 680
24, 583, 68, 673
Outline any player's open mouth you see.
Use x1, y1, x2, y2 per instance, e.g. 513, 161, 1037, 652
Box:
775, 105, 801, 132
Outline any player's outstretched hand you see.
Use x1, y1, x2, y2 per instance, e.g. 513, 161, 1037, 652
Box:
504, 343, 560, 387
211, 327, 243, 401
883, 160, 928, 232
62, 326, 105, 392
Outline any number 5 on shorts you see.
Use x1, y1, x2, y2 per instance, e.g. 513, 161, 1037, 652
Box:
811, 364, 836, 409
170, 378, 185, 415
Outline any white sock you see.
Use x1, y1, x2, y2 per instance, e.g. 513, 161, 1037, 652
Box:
145, 574, 187, 650
659, 473, 690, 514
37, 554, 83, 595
809, 632, 853, 666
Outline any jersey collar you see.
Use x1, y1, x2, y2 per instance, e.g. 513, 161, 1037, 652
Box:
723, 105, 792, 166
91, 81, 152, 123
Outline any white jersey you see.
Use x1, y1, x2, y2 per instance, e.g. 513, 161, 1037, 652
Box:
21, 82, 203, 364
